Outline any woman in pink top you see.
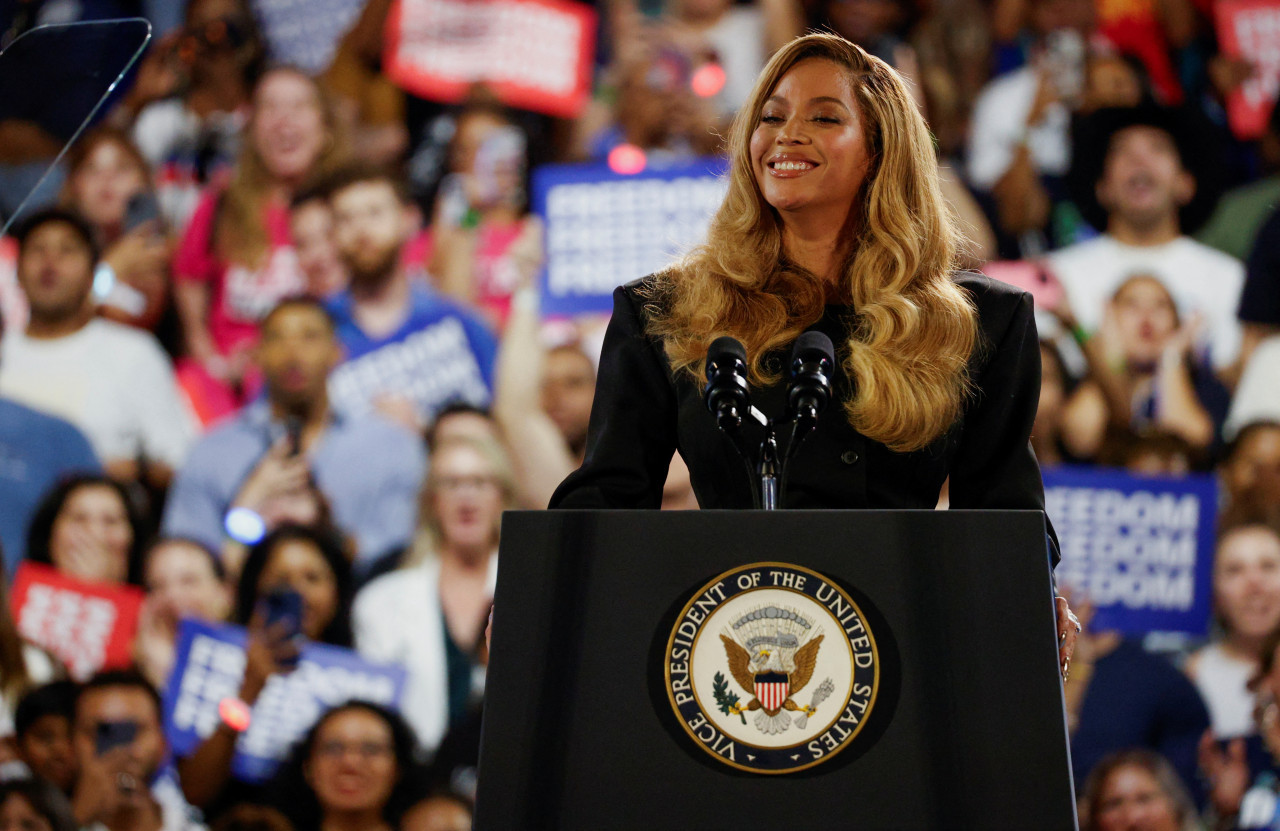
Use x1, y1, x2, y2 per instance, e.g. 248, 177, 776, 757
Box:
428, 101, 543, 331
173, 67, 347, 422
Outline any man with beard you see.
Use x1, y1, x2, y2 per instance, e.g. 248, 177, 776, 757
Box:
1046, 107, 1244, 382
162, 297, 424, 573
322, 164, 498, 432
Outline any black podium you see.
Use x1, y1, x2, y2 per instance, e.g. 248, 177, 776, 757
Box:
475, 510, 1078, 830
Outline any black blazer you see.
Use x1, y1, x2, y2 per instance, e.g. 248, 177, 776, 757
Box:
549, 272, 1059, 564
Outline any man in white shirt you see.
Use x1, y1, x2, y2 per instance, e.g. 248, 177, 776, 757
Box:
1047, 107, 1243, 375
0, 209, 195, 487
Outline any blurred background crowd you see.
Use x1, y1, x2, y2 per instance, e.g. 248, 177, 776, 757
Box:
0, 0, 1279, 828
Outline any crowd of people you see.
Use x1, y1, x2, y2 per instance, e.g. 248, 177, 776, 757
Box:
0, 0, 1279, 828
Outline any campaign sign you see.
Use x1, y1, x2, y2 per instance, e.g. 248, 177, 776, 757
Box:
164, 619, 407, 784
1044, 467, 1216, 635
383, 0, 596, 118
1215, 0, 1280, 139
533, 158, 729, 316
10, 563, 144, 681
252, 0, 364, 75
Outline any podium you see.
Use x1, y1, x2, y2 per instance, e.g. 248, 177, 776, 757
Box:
475, 510, 1077, 830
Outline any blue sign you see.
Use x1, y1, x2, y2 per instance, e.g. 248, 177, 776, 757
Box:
252, 0, 364, 75
1044, 467, 1217, 635
163, 619, 407, 784
532, 158, 728, 316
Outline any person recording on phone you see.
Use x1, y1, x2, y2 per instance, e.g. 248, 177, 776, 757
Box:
71, 670, 203, 831
549, 33, 1081, 668
162, 297, 425, 578
966, 0, 1096, 254
59, 128, 172, 335
175, 524, 353, 818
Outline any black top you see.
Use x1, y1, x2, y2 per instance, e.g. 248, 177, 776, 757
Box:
1240, 206, 1280, 327
550, 272, 1059, 564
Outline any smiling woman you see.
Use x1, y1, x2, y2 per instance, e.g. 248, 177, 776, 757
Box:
550, 32, 1081, 673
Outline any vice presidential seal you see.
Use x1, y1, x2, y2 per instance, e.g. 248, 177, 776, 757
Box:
664, 562, 879, 774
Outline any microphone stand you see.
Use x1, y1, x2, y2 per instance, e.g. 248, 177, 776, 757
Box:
758, 423, 780, 510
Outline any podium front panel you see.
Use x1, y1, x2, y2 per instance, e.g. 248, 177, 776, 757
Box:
476, 510, 1075, 831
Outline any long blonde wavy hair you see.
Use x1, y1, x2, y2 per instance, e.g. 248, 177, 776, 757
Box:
216, 66, 348, 266
403, 434, 520, 569
644, 33, 979, 452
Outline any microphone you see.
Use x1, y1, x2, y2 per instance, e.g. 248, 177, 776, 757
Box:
704, 336, 751, 431
788, 331, 835, 423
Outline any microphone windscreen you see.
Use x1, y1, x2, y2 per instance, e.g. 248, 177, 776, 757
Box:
708, 336, 747, 366
792, 330, 835, 366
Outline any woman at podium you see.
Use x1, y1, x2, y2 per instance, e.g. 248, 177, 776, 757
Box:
548, 32, 1079, 667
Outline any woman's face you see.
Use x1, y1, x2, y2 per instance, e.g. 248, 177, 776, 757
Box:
307, 709, 398, 816
430, 444, 504, 553
252, 70, 328, 185
1214, 526, 1280, 643
1092, 765, 1180, 831
257, 539, 338, 640
1110, 276, 1178, 368
0, 795, 53, 831
145, 541, 228, 625
750, 59, 871, 228
69, 140, 147, 230
49, 484, 133, 584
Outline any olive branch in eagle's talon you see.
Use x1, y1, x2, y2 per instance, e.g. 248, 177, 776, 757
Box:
712, 671, 747, 724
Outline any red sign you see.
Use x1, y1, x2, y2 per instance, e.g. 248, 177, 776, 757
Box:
1215, 0, 1280, 139
383, 0, 596, 118
11, 563, 145, 681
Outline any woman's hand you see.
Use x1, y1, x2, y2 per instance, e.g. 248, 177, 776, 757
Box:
239, 614, 301, 705
1199, 729, 1250, 819
1055, 595, 1080, 679
132, 596, 178, 689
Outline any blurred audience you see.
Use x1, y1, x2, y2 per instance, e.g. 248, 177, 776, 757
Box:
1187, 524, 1280, 740
14, 682, 78, 794
24, 476, 147, 588
0, 314, 99, 574
966, 0, 1095, 254
286, 185, 348, 300
324, 164, 497, 433
59, 128, 171, 336
427, 103, 542, 331
70, 670, 202, 830
354, 436, 514, 754
172, 67, 347, 421
0, 561, 58, 736
1219, 422, 1280, 529
178, 524, 353, 813
1050, 107, 1241, 381
126, 0, 265, 230
1078, 748, 1200, 831
1065, 598, 1210, 804
400, 791, 473, 831
1053, 273, 1229, 464
133, 538, 230, 692
163, 298, 424, 574
0, 209, 195, 488
266, 702, 428, 831
0, 778, 78, 831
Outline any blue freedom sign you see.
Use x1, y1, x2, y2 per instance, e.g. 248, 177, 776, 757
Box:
532, 158, 728, 316
163, 619, 407, 783
1044, 467, 1217, 635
